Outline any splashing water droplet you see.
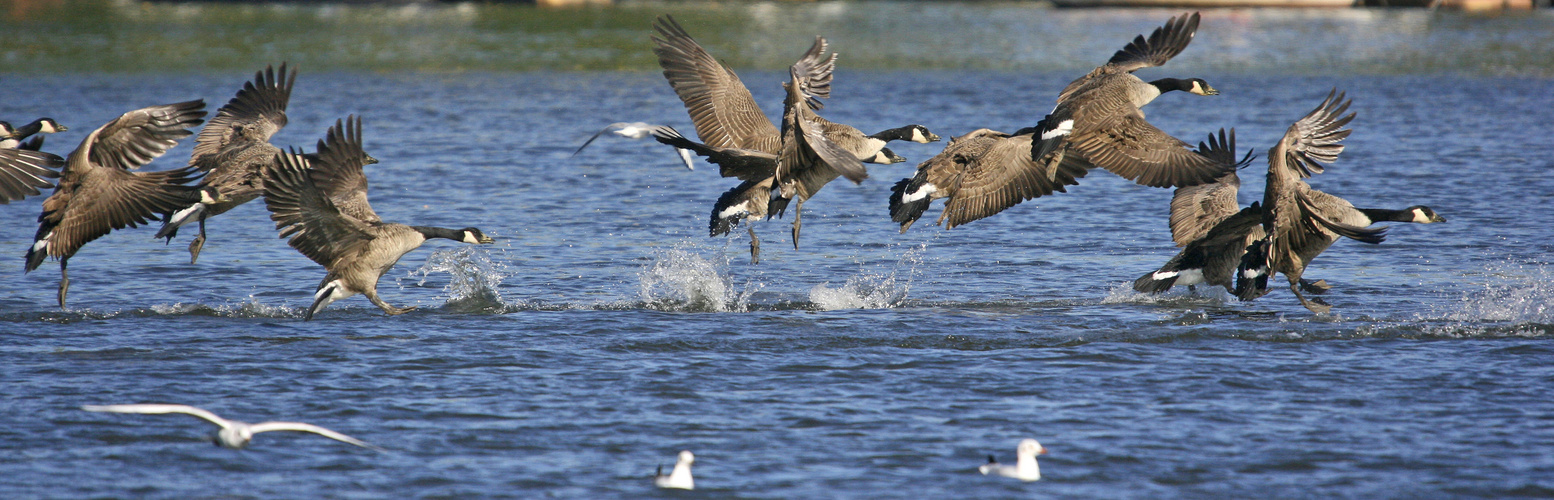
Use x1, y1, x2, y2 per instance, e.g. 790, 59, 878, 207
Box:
410, 246, 513, 313
807, 242, 927, 311
637, 244, 757, 312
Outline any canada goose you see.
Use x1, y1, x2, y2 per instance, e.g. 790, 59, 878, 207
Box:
1029, 12, 1232, 190
0, 148, 65, 204
0, 118, 67, 149
262, 116, 494, 321
155, 64, 295, 264
1135, 93, 1446, 312
889, 128, 1091, 232
652, 15, 937, 260
979, 439, 1047, 482
24, 100, 213, 308
81, 404, 385, 451
572, 121, 695, 170
654, 450, 695, 490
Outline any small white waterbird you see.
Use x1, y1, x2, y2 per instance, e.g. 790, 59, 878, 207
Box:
82, 404, 385, 452
654, 450, 695, 490
979, 438, 1047, 482
574, 122, 696, 170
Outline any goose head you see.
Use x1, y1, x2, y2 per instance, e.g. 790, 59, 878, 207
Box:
461, 228, 495, 244
1409, 206, 1446, 223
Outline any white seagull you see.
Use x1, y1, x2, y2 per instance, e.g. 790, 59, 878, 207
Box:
654, 450, 695, 490
82, 404, 385, 452
573, 122, 696, 170
979, 438, 1047, 482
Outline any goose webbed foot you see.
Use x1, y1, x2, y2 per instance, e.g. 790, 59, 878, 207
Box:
383, 305, 418, 316
187, 234, 206, 265
1291, 282, 1331, 314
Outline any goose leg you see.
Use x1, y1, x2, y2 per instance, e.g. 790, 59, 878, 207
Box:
365, 289, 417, 316
790, 197, 805, 249
1290, 281, 1331, 314
187, 215, 207, 265
58, 259, 70, 309
1298, 279, 1331, 295
748, 225, 761, 264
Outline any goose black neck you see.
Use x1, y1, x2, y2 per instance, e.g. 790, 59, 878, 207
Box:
10, 120, 48, 138
1149, 78, 1196, 93
869, 126, 915, 142
1358, 208, 1414, 223
412, 226, 464, 241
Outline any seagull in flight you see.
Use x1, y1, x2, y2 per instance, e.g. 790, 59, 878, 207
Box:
82, 404, 386, 452
654, 450, 695, 490
574, 122, 696, 170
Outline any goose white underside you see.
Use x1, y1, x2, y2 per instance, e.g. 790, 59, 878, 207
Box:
1041, 120, 1074, 141
901, 183, 937, 203
164, 204, 206, 231
1152, 268, 1204, 287
311, 279, 355, 316
31, 231, 52, 254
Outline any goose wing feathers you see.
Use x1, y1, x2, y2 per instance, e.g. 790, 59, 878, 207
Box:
650, 125, 776, 180
86, 100, 207, 172
941, 132, 1088, 229
264, 149, 375, 269
191, 63, 295, 172
1167, 129, 1254, 246
1281, 90, 1354, 178
0, 148, 64, 203
39, 166, 204, 261
652, 15, 780, 153
1067, 110, 1238, 188
1058, 12, 1200, 101
306, 116, 380, 223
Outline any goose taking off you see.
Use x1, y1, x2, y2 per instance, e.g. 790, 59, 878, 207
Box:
262, 116, 494, 321
156, 64, 296, 264
654, 450, 695, 490
1135, 92, 1446, 313
82, 404, 385, 451
651, 14, 938, 262
889, 128, 1092, 232
24, 100, 214, 308
573, 121, 696, 170
979, 438, 1047, 482
1030, 12, 1232, 189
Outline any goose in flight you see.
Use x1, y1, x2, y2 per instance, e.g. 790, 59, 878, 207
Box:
156, 64, 296, 264
262, 116, 494, 320
1030, 12, 1232, 190
651, 14, 937, 261
24, 100, 214, 308
82, 404, 384, 451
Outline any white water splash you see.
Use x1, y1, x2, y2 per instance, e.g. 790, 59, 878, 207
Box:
807, 243, 926, 311
410, 246, 513, 312
1440, 260, 1554, 325
1100, 281, 1228, 305
638, 244, 756, 312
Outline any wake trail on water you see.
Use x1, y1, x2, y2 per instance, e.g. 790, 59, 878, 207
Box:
1420, 259, 1554, 337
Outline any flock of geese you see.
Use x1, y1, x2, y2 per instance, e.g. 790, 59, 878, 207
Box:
1, 12, 1443, 318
